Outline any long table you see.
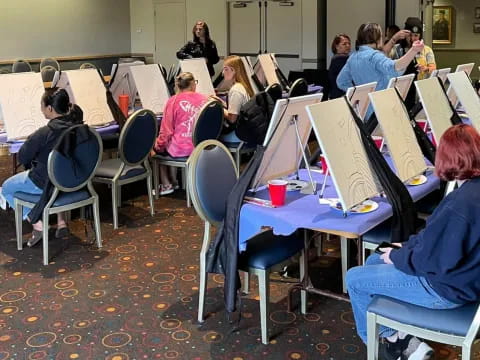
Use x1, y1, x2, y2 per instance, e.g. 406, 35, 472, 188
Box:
239, 166, 440, 299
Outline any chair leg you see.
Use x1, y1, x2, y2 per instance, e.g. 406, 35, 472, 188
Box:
367, 312, 379, 360
42, 211, 49, 266
147, 175, 155, 216
340, 236, 349, 293
198, 227, 210, 323
242, 271, 250, 294
299, 248, 307, 315
112, 183, 119, 229
462, 344, 472, 360
15, 202, 23, 250
182, 167, 191, 208
235, 152, 240, 173
92, 201, 102, 249
257, 269, 270, 345
315, 235, 322, 257
152, 159, 160, 200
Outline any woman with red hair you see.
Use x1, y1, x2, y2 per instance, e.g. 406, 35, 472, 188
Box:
346, 124, 480, 359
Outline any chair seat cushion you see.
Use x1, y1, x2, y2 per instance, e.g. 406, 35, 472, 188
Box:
222, 142, 256, 150
14, 190, 91, 207
238, 230, 303, 270
368, 295, 478, 337
362, 218, 425, 245
95, 158, 146, 180
153, 154, 189, 162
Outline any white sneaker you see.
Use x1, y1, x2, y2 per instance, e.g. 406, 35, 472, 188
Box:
401, 336, 434, 360
0, 188, 7, 210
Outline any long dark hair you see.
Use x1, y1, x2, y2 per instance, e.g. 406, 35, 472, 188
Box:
192, 21, 213, 46
41, 88, 71, 114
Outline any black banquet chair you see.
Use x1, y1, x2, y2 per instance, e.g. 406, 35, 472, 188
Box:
14, 125, 103, 265
93, 109, 158, 229
288, 78, 309, 98
188, 139, 306, 344
12, 59, 32, 73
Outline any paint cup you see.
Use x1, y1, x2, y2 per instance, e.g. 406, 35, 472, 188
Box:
268, 179, 288, 207
119, 94, 129, 117
417, 119, 428, 133
372, 135, 384, 150
320, 155, 328, 174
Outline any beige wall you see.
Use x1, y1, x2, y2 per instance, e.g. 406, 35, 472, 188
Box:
130, 0, 155, 54
0, 0, 131, 61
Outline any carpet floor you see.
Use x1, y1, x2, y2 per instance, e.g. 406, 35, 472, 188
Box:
0, 154, 474, 359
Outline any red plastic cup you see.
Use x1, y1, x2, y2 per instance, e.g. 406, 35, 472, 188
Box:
268, 179, 288, 207
431, 134, 437, 147
417, 120, 428, 133
119, 94, 129, 117
320, 155, 328, 174
372, 135, 384, 150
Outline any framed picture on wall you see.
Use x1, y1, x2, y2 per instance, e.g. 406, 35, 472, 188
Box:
474, 23, 480, 33
433, 6, 454, 44
475, 7, 480, 19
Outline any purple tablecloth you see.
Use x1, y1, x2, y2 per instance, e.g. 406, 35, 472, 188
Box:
239, 167, 439, 251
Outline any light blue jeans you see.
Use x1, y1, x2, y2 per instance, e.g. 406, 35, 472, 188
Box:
346, 253, 461, 344
1, 171, 42, 220
220, 130, 242, 143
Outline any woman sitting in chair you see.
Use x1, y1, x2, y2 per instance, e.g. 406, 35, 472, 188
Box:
0, 88, 83, 247
151, 72, 207, 195
346, 124, 480, 359
212, 55, 254, 143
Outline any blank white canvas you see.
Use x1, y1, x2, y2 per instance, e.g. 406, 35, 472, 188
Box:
387, 73, 415, 100
370, 88, 427, 182
455, 63, 475, 76
110, 61, 143, 105
252, 93, 323, 189
0, 72, 48, 140
307, 98, 381, 211
180, 58, 215, 96
415, 78, 453, 144
257, 53, 280, 87
447, 72, 480, 131
346, 82, 377, 120
129, 64, 170, 114
430, 68, 451, 85
58, 69, 113, 127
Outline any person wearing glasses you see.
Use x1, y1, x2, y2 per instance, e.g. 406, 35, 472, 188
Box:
176, 21, 220, 77
151, 72, 207, 195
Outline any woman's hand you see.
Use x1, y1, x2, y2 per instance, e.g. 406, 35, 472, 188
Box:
380, 247, 394, 264
392, 30, 411, 43
150, 149, 157, 157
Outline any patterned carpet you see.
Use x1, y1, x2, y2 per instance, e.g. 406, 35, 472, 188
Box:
0, 154, 473, 359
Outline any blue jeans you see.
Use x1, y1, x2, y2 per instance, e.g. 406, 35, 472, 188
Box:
346, 253, 461, 344
220, 130, 241, 143
1, 171, 42, 220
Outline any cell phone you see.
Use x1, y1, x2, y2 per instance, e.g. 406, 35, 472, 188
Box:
374, 242, 401, 255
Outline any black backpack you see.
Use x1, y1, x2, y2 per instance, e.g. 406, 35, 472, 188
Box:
235, 91, 275, 145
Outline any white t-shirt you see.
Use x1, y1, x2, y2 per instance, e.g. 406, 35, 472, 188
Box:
227, 83, 250, 115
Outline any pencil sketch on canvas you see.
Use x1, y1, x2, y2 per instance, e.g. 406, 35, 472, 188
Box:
345, 82, 377, 120
387, 73, 415, 100
447, 71, 480, 132
415, 78, 453, 143
370, 88, 427, 182
307, 98, 381, 211
0, 72, 48, 140
58, 69, 113, 127
179, 58, 215, 96
252, 93, 323, 189
130, 64, 170, 114
109, 61, 143, 105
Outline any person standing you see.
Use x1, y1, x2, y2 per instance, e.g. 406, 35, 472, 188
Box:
176, 21, 220, 77
328, 33, 351, 99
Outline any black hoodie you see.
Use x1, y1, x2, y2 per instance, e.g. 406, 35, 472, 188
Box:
18, 105, 83, 188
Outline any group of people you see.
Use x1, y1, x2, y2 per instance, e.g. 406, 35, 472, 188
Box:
2, 17, 480, 360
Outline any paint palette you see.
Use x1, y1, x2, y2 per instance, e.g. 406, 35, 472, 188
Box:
286, 180, 308, 191
407, 175, 427, 186
330, 199, 379, 214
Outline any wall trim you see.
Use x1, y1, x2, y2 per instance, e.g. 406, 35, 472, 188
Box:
0, 53, 154, 65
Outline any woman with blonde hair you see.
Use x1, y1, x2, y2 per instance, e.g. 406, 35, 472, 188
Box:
213, 55, 254, 142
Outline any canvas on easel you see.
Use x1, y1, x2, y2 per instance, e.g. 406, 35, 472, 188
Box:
0, 72, 48, 140
179, 58, 215, 96
447, 71, 480, 131
242, 56, 261, 94
306, 97, 381, 211
345, 82, 377, 121
57, 69, 113, 127
387, 73, 415, 101
430, 67, 451, 85
256, 53, 280, 87
251, 93, 323, 191
369, 88, 428, 183
129, 64, 170, 114
446, 63, 476, 107
109, 61, 144, 106
454, 63, 475, 76
415, 77, 453, 143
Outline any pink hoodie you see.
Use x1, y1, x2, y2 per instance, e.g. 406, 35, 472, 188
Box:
154, 91, 207, 157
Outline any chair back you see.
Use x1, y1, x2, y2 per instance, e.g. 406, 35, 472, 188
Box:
288, 78, 308, 98
40, 65, 57, 82
0, 68, 10, 74
48, 125, 103, 192
80, 62, 96, 70
12, 59, 32, 73
193, 100, 224, 145
187, 140, 238, 225
119, 109, 158, 166
39, 57, 60, 71
265, 83, 282, 102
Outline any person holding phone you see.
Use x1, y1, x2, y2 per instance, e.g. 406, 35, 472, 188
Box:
346, 124, 480, 359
